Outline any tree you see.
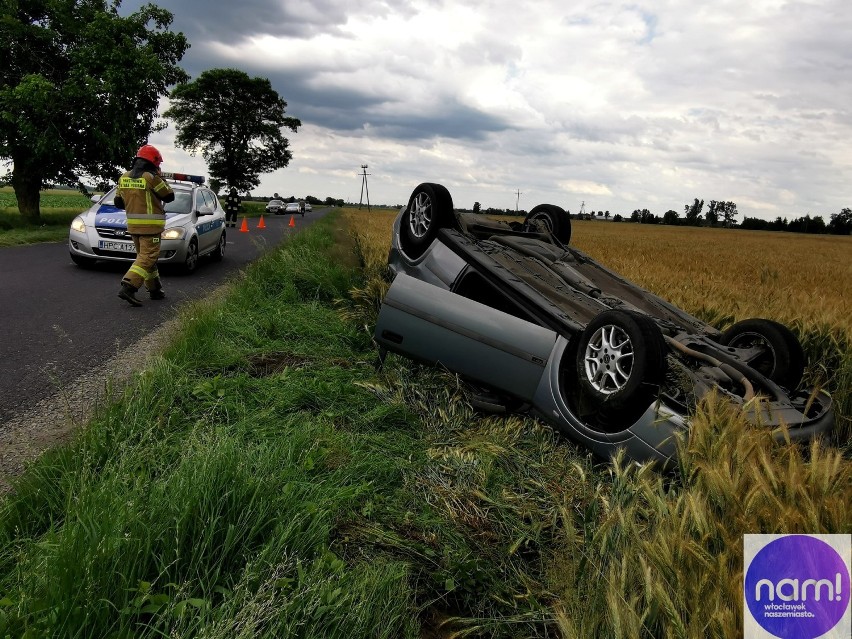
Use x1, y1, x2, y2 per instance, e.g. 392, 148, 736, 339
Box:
164, 69, 301, 193
662, 209, 679, 225
684, 198, 704, 226
741, 217, 771, 231
0, 0, 188, 222
828, 208, 852, 235
705, 201, 720, 227
720, 201, 738, 227
473, 201, 481, 213
770, 217, 789, 232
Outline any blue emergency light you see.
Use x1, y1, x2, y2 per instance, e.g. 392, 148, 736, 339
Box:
160, 172, 205, 184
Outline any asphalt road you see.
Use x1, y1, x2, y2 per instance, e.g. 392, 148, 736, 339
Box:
0, 210, 329, 424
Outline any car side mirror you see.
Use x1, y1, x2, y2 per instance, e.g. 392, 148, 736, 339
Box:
196, 206, 213, 216
90, 194, 101, 203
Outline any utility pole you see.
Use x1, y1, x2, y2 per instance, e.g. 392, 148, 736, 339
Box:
358, 165, 371, 212
515, 189, 522, 212
579, 201, 586, 219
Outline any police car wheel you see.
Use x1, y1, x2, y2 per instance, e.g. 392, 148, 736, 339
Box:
183, 239, 199, 273
211, 231, 226, 262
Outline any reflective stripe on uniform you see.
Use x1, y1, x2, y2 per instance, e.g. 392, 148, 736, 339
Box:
126, 215, 165, 228
129, 264, 150, 279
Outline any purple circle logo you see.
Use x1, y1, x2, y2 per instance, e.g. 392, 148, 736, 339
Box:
745, 535, 850, 639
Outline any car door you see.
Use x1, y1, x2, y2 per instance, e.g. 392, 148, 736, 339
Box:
374, 273, 558, 402
195, 189, 219, 253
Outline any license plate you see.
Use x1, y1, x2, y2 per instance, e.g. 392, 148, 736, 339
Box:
98, 240, 135, 253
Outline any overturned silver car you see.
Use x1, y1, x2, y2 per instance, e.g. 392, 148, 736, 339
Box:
374, 183, 834, 465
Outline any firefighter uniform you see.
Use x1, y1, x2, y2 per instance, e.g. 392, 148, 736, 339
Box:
225, 188, 241, 228
116, 145, 174, 306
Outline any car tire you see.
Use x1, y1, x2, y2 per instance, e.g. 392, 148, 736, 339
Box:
524, 204, 572, 244
183, 238, 199, 274
211, 230, 226, 262
719, 318, 804, 390
70, 253, 96, 268
400, 182, 455, 258
574, 310, 667, 427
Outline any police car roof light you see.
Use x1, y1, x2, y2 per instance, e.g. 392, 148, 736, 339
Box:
160, 172, 204, 184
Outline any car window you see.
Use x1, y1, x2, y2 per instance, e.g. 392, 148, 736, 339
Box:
165, 191, 193, 214
201, 189, 217, 211
100, 187, 118, 205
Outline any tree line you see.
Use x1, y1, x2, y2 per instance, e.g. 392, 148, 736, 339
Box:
619, 200, 851, 235
469, 198, 851, 235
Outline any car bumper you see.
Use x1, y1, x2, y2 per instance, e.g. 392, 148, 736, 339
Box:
69, 230, 190, 264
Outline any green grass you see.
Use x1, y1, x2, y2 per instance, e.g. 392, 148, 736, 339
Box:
0, 212, 849, 638
0, 188, 92, 246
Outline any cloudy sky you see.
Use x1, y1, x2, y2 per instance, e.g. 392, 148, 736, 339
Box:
119, 0, 851, 220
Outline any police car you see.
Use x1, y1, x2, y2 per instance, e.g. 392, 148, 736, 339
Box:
68, 172, 226, 273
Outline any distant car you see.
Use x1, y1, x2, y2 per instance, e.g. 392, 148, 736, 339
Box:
285, 201, 304, 216
68, 172, 226, 274
373, 182, 835, 467
304, 202, 312, 213
266, 199, 286, 215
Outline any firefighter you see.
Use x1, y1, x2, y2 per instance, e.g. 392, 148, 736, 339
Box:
114, 144, 175, 306
225, 186, 241, 228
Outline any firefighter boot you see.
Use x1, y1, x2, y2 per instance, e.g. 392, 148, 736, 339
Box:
149, 279, 166, 300
118, 282, 143, 307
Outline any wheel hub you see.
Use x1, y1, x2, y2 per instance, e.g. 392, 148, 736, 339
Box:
583, 324, 634, 394
408, 193, 433, 238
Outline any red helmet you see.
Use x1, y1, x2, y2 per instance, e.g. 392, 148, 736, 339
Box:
136, 144, 163, 167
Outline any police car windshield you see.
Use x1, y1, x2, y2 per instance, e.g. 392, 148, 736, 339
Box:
165, 191, 193, 215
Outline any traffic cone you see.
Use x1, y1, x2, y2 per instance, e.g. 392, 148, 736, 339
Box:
257, 215, 266, 229
288, 215, 296, 227
240, 218, 249, 233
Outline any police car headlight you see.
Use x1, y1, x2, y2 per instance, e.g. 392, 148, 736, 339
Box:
161, 228, 186, 240
70, 216, 86, 233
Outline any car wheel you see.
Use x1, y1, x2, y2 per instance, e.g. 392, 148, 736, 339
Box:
183, 238, 199, 274
70, 253, 96, 268
575, 310, 667, 424
719, 319, 804, 389
211, 230, 226, 262
524, 204, 572, 244
401, 182, 455, 258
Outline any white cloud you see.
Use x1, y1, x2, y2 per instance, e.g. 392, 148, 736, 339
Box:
121, 0, 852, 219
